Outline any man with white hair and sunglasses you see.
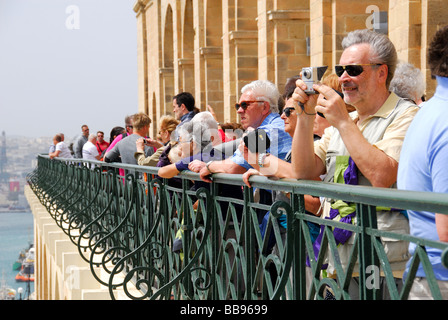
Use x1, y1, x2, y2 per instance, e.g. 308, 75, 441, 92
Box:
291, 29, 419, 298
198, 79, 292, 182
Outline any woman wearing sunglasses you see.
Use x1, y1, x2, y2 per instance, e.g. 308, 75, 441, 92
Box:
241, 96, 325, 216
240, 94, 332, 262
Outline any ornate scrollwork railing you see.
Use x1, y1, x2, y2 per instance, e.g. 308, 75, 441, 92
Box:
27, 155, 448, 300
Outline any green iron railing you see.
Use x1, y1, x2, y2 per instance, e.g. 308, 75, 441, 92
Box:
26, 155, 448, 300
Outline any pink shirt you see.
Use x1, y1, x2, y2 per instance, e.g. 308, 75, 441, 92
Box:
105, 133, 128, 153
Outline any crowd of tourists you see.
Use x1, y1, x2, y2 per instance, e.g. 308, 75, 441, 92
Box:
47, 26, 448, 300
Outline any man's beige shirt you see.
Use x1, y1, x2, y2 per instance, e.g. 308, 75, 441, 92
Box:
314, 92, 420, 168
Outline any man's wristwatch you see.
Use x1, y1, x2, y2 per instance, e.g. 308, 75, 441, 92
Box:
258, 153, 270, 168
206, 161, 213, 174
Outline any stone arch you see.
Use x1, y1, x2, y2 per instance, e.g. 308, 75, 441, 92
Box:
151, 92, 157, 137
162, 5, 175, 114
202, 0, 224, 120
163, 5, 174, 69
144, 99, 149, 116
180, 0, 195, 94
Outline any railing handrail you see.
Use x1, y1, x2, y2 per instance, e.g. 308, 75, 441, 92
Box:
47, 154, 448, 213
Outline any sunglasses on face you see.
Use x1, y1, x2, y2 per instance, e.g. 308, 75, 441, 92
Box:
235, 100, 262, 111
282, 107, 295, 117
334, 63, 382, 77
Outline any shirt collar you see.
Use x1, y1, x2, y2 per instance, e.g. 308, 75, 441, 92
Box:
260, 112, 280, 126
434, 76, 448, 99
373, 91, 401, 119
181, 111, 195, 122
352, 91, 402, 125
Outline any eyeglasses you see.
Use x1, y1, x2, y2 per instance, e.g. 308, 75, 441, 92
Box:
282, 107, 295, 117
178, 139, 193, 145
334, 64, 382, 77
235, 101, 263, 111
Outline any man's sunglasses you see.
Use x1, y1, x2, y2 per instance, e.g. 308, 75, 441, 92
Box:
334, 63, 382, 77
235, 100, 263, 111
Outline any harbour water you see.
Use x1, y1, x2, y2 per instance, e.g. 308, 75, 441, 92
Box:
0, 210, 34, 299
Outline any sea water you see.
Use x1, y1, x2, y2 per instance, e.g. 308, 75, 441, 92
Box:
0, 211, 34, 299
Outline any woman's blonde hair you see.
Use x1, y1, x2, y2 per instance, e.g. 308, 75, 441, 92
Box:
159, 115, 180, 133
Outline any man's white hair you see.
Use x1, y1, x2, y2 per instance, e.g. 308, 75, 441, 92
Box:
191, 111, 218, 130
179, 114, 215, 152
241, 80, 280, 113
389, 62, 425, 103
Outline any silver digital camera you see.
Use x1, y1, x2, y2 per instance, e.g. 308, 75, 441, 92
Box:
301, 66, 328, 94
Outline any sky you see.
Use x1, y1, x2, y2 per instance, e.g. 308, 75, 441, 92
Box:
0, 0, 138, 142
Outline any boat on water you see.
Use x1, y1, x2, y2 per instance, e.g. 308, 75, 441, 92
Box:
15, 248, 34, 282
12, 244, 33, 271
13, 249, 27, 271
15, 263, 34, 282
0, 286, 16, 300
0, 272, 16, 300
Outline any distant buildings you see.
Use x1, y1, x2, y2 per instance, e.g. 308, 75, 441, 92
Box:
0, 133, 51, 208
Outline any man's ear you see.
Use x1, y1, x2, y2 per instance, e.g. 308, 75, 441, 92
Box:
261, 101, 271, 115
378, 64, 388, 85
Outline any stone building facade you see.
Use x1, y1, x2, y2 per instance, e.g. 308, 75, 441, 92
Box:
133, 0, 447, 137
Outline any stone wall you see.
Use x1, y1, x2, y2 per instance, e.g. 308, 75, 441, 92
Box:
24, 186, 141, 300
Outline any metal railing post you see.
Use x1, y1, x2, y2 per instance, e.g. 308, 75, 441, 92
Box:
357, 203, 380, 300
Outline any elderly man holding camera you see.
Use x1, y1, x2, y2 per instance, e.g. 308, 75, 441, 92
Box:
198, 80, 292, 182
291, 29, 419, 297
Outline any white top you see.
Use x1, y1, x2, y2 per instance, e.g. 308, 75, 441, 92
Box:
82, 141, 99, 161
55, 142, 73, 158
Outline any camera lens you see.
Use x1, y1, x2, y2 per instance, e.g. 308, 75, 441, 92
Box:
303, 69, 311, 79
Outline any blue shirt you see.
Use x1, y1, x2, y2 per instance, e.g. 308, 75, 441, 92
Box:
180, 111, 196, 124
231, 112, 292, 169
397, 76, 448, 281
